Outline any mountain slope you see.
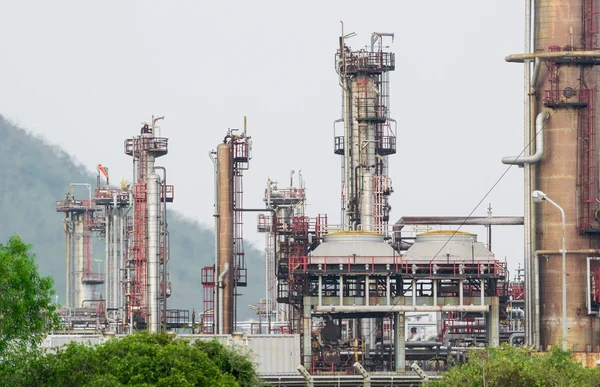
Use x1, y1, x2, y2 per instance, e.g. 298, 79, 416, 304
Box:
0, 115, 264, 320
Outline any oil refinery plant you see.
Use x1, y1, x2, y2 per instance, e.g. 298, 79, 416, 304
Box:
45, 1, 600, 384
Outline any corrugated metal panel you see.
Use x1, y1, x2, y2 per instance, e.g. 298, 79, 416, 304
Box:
183, 334, 301, 374
40, 333, 301, 374
41, 334, 105, 349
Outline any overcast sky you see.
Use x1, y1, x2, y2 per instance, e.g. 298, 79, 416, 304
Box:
0, 1, 526, 276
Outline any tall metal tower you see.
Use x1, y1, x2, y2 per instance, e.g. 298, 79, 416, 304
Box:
56, 185, 104, 309
504, 0, 600, 351
208, 120, 251, 335
124, 116, 174, 332
335, 30, 396, 233
93, 164, 131, 322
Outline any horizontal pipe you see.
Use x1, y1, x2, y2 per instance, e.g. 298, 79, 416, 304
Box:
395, 216, 524, 226
314, 305, 489, 313
506, 51, 600, 63
502, 112, 549, 165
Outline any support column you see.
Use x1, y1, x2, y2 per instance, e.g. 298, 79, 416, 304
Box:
303, 297, 312, 368
487, 297, 500, 347
394, 312, 405, 372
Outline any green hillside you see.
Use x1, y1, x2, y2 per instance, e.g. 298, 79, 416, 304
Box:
0, 115, 265, 320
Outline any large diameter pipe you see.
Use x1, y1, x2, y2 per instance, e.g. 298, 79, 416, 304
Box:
506, 51, 600, 62
217, 262, 229, 335
147, 173, 161, 333
314, 305, 489, 313
502, 112, 550, 165
395, 216, 524, 226
217, 143, 234, 334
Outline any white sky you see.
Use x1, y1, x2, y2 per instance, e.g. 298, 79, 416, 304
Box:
0, 1, 526, 276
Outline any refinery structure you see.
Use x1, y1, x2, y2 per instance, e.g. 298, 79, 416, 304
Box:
45, 1, 600, 384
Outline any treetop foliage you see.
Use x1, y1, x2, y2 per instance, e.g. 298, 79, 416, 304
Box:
0, 332, 261, 387
428, 344, 600, 387
0, 235, 59, 354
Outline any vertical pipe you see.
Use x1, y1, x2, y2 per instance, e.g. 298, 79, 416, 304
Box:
74, 213, 84, 307
318, 275, 323, 306
340, 275, 344, 306
210, 151, 220, 331
433, 280, 438, 307
412, 279, 417, 306
386, 275, 391, 306
588, 257, 592, 316
64, 213, 70, 309
217, 143, 234, 334
119, 207, 125, 320
459, 280, 464, 306
523, 0, 533, 347
112, 194, 119, 318
534, 252, 540, 349
105, 208, 111, 314
147, 174, 160, 333
394, 312, 405, 372
481, 279, 485, 306
303, 297, 312, 367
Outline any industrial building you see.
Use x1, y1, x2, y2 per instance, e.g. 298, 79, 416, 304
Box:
46, 1, 600, 384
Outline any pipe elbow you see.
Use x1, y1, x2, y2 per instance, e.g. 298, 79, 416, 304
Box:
501, 111, 549, 165
217, 262, 229, 286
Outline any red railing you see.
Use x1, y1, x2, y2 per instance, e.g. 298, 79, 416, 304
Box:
311, 361, 335, 375
289, 255, 506, 277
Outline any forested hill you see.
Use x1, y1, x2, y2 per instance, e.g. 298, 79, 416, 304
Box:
0, 115, 264, 319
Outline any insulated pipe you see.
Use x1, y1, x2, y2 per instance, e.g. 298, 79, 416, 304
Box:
506, 51, 600, 62
502, 112, 550, 165
147, 173, 160, 333
395, 216, 524, 226
154, 166, 168, 325
353, 362, 371, 387
209, 151, 219, 330
64, 213, 71, 309
217, 262, 229, 335
315, 305, 489, 313
370, 32, 394, 52
509, 332, 525, 346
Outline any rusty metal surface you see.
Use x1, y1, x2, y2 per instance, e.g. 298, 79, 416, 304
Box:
217, 143, 234, 334
533, 0, 600, 351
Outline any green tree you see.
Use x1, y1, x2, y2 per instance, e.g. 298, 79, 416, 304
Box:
0, 332, 260, 386
428, 344, 600, 387
0, 235, 59, 354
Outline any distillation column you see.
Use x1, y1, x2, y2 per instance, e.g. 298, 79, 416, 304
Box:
147, 174, 161, 332
534, 1, 600, 351
505, 1, 600, 350
217, 143, 234, 334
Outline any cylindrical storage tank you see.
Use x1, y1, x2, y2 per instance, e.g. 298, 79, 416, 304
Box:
534, 0, 600, 350
217, 143, 234, 334
147, 173, 161, 333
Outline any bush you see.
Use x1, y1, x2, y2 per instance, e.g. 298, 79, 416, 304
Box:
428, 344, 600, 387
0, 332, 260, 386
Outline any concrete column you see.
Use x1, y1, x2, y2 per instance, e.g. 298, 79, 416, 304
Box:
303, 297, 312, 368
394, 312, 405, 372
487, 297, 500, 347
